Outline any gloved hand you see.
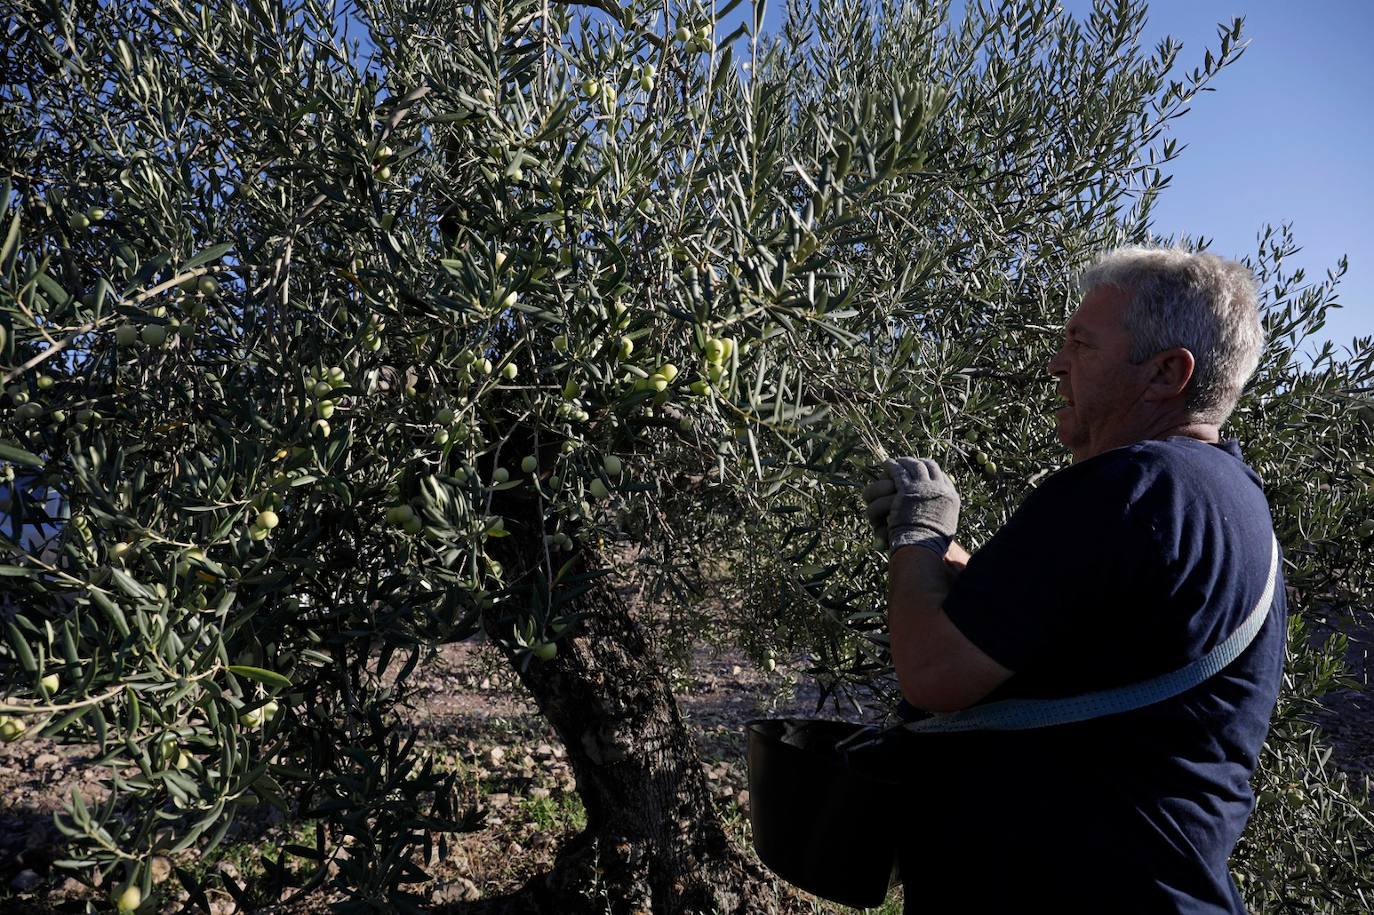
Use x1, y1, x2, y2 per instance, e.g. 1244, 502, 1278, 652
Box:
863, 457, 960, 556
862, 476, 897, 549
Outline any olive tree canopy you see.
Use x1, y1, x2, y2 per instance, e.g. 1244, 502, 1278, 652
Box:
1, 0, 1371, 911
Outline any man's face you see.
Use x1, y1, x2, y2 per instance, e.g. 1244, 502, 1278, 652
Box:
1047, 284, 1153, 463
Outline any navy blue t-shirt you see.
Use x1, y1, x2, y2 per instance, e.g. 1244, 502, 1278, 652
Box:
897, 437, 1286, 913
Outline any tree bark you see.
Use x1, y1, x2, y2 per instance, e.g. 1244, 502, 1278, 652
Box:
477, 547, 781, 915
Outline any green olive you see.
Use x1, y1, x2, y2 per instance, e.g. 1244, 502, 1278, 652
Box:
114, 885, 142, 915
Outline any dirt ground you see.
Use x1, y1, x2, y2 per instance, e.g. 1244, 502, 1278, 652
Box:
2, 608, 1371, 913
0, 627, 879, 914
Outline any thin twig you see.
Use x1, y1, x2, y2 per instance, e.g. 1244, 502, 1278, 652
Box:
0, 683, 127, 715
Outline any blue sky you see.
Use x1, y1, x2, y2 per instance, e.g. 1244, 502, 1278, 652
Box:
1056, 0, 1373, 358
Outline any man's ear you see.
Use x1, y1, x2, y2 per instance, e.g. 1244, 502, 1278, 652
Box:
1145, 346, 1195, 401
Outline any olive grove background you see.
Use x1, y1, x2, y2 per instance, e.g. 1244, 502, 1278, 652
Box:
2, 0, 1372, 911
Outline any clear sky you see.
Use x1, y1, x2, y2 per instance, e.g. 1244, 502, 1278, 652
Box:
742, 0, 1373, 357
1055, 0, 1374, 358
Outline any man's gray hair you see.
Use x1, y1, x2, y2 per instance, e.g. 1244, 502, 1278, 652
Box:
1077, 245, 1265, 426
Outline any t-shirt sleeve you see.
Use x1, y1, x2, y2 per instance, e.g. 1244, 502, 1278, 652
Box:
941, 454, 1160, 674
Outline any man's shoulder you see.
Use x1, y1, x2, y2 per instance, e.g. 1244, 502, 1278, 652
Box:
1036, 442, 1155, 500
1022, 439, 1267, 546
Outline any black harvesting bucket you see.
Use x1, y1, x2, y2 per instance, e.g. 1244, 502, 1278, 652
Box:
746, 718, 904, 909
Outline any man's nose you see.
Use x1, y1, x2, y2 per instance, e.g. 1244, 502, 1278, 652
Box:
1047, 347, 1067, 377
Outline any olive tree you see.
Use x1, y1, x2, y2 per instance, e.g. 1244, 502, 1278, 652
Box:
2, 0, 1370, 912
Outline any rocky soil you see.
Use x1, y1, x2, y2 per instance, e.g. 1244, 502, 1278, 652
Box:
0, 630, 874, 914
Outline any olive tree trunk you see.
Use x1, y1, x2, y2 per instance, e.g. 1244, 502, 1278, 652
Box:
478, 549, 779, 915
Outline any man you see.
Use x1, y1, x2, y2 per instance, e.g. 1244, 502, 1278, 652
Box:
865, 245, 1286, 913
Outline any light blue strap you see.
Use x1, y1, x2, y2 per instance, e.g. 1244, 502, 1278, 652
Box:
902, 533, 1280, 733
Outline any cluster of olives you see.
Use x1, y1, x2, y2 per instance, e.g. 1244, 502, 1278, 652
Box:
373, 144, 395, 181
238, 699, 280, 729
67, 205, 105, 233
361, 314, 383, 352
248, 491, 283, 543
307, 365, 348, 438
0, 715, 27, 742
674, 23, 713, 52
385, 503, 424, 535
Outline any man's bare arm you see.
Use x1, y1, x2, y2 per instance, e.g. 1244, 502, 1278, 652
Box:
888, 542, 1010, 713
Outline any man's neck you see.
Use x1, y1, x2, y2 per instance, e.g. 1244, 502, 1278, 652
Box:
1150, 420, 1220, 445
1074, 418, 1222, 463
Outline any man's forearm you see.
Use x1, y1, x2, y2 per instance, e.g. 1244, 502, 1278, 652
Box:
888, 544, 953, 702
885, 514, 1010, 711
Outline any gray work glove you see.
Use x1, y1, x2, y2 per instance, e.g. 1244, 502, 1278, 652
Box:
862, 457, 960, 557
862, 476, 897, 549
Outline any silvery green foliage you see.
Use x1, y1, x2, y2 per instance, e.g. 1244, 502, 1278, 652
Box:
704, 3, 1374, 910
1, 0, 1370, 910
